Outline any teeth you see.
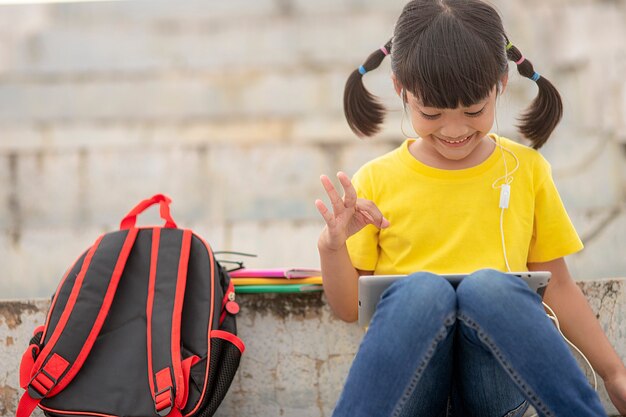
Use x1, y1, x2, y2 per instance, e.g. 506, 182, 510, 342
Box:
442, 135, 471, 144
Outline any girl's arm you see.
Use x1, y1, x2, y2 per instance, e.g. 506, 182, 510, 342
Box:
317, 242, 369, 322
316, 172, 389, 323
528, 257, 626, 413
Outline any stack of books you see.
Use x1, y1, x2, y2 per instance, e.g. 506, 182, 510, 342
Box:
230, 268, 323, 293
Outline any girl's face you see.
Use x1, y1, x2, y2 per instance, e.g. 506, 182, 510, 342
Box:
393, 75, 506, 166
406, 88, 497, 162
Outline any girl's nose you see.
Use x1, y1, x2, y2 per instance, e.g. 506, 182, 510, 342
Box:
438, 127, 471, 140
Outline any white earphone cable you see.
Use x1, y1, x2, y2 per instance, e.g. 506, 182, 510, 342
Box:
490, 136, 519, 274
491, 137, 597, 417
543, 302, 598, 390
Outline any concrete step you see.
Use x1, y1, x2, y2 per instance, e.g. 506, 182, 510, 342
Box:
1, 278, 624, 416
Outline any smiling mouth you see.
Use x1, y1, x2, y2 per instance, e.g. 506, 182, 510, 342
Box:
438, 133, 474, 145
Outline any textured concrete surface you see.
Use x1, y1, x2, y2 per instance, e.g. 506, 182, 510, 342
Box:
1, 279, 625, 417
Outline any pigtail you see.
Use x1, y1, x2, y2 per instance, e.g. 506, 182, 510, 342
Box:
344, 39, 393, 137
506, 41, 563, 149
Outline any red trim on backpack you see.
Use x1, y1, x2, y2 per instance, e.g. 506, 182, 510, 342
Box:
48, 228, 139, 397
156, 367, 172, 391
39, 404, 117, 417
32, 326, 45, 337
146, 227, 161, 400
219, 281, 236, 326
18, 353, 70, 415
19, 327, 43, 388
222, 281, 234, 308
167, 408, 182, 417
41, 252, 87, 344
30, 235, 104, 380
211, 330, 245, 354
29, 353, 70, 397
153, 367, 184, 417
172, 229, 192, 408
120, 194, 177, 230
180, 355, 200, 409
33, 353, 69, 393
20, 346, 37, 389
16, 391, 40, 417
183, 234, 216, 417
155, 367, 174, 415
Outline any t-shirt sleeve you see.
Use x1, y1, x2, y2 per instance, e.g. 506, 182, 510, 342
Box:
345, 167, 380, 271
527, 155, 584, 263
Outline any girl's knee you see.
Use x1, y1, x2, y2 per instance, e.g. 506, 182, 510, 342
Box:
387, 272, 454, 300
458, 269, 524, 298
380, 272, 456, 321
457, 269, 535, 317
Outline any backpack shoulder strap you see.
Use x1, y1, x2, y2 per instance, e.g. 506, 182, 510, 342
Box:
17, 227, 139, 417
146, 228, 193, 417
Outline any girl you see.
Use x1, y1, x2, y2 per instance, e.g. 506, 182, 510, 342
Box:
315, 1, 626, 416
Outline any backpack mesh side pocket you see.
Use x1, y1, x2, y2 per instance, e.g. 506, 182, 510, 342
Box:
195, 333, 243, 417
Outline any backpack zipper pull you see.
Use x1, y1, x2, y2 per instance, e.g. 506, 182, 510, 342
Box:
225, 291, 240, 315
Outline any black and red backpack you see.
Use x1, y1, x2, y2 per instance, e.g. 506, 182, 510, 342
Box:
17, 194, 243, 417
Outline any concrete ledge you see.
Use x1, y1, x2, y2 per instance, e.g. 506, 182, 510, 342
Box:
1, 279, 625, 417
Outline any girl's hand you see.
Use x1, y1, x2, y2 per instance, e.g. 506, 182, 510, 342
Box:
315, 172, 389, 251
605, 368, 626, 415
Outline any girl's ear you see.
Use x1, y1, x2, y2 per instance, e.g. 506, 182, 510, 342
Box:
499, 72, 509, 94
391, 73, 403, 98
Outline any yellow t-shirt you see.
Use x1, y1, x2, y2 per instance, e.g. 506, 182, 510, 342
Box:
346, 134, 583, 274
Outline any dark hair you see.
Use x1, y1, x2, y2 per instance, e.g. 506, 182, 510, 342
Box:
344, 0, 563, 149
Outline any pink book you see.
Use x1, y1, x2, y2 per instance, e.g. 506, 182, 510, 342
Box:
229, 268, 322, 279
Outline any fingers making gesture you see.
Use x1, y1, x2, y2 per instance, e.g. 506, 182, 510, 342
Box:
315, 172, 389, 251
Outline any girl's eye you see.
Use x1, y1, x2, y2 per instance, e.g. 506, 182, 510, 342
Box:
465, 107, 486, 117
418, 104, 486, 119
420, 111, 441, 120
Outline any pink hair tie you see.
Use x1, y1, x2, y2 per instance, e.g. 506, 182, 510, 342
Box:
380, 46, 389, 56
515, 56, 526, 65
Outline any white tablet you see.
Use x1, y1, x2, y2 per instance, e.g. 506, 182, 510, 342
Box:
358, 271, 551, 327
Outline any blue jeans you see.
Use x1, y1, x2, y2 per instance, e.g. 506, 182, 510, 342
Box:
332, 270, 607, 417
